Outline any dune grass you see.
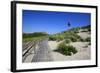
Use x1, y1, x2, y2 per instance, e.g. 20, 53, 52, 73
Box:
23, 32, 48, 43
54, 42, 78, 56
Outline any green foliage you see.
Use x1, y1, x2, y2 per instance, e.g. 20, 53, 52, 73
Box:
23, 36, 46, 43
70, 28, 80, 33
57, 42, 67, 51
49, 34, 64, 41
56, 34, 64, 42
49, 35, 57, 41
23, 32, 48, 42
79, 37, 91, 43
23, 32, 48, 38
50, 30, 82, 42
64, 32, 81, 42
54, 42, 78, 56
23, 37, 33, 42
67, 45, 78, 54
79, 38, 85, 42
65, 39, 70, 44
49, 25, 91, 42
85, 37, 91, 42
69, 36, 77, 42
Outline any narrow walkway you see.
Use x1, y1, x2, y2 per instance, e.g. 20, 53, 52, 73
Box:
32, 39, 53, 62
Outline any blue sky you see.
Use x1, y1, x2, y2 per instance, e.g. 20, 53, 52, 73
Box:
22, 10, 91, 34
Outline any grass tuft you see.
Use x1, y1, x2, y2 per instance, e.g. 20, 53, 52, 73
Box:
54, 42, 78, 56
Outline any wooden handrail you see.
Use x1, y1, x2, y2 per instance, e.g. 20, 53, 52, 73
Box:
22, 37, 49, 57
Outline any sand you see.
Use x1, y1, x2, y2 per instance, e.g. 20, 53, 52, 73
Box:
78, 29, 91, 39
48, 41, 91, 61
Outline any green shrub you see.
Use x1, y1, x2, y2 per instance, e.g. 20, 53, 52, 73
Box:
56, 35, 64, 41
54, 42, 78, 56
71, 28, 80, 33
70, 36, 77, 42
79, 38, 85, 42
49, 34, 64, 41
64, 32, 81, 42
67, 45, 77, 54
49, 35, 57, 41
63, 51, 72, 56
57, 42, 67, 51
85, 37, 91, 42
23, 32, 48, 38
65, 39, 70, 44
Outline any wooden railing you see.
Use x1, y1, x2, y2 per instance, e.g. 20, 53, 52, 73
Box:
22, 36, 49, 62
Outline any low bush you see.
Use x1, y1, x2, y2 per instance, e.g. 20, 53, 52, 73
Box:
49, 35, 57, 41
49, 34, 64, 41
65, 39, 70, 44
71, 28, 80, 33
23, 32, 48, 38
69, 36, 77, 42
64, 32, 82, 42
56, 35, 64, 42
54, 42, 78, 56
67, 45, 78, 54
79, 38, 85, 42
85, 37, 91, 42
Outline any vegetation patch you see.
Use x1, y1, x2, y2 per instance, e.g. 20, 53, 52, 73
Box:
49, 27, 83, 43
54, 42, 78, 56
23, 32, 48, 42
85, 37, 91, 42
65, 39, 71, 44
23, 32, 48, 38
49, 34, 64, 41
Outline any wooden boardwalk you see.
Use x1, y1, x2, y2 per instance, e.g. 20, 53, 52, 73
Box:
22, 38, 53, 62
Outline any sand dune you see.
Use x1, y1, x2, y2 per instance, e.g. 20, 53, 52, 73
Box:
48, 41, 91, 61
78, 29, 91, 39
